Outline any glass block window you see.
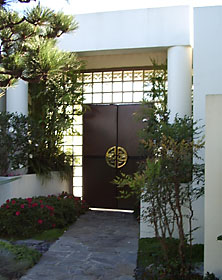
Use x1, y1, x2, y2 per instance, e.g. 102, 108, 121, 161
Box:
62, 104, 83, 197
78, 69, 154, 104
62, 68, 157, 198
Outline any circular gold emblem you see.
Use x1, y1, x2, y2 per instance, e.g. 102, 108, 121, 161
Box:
105, 146, 128, 169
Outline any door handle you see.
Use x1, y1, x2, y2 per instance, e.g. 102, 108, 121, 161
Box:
105, 146, 128, 169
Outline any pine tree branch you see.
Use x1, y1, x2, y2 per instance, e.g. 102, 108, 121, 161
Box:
0, 17, 26, 30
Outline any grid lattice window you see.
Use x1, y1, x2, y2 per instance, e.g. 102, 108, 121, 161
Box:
78, 69, 154, 104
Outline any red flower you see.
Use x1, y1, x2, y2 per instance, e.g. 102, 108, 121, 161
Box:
46, 205, 54, 211
11, 200, 16, 204
26, 198, 32, 203
39, 200, 43, 204
20, 204, 25, 208
32, 203, 38, 208
16, 211, 20, 216
38, 219, 43, 224
1, 205, 4, 208
52, 224, 56, 228
6, 205, 10, 209
6, 199, 10, 204
40, 204, 44, 208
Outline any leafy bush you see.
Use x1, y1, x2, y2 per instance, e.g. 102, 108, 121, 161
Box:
0, 241, 41, 264
0, 112, 28, 176
136, 238, 204, 280
0, 192, 88, 238
0, 112, 74, 179
0, 240, 41, 279
203, 273, 219, 280
138, 238, 204, 269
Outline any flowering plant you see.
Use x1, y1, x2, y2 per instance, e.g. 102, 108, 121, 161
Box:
0, 192, 88, 238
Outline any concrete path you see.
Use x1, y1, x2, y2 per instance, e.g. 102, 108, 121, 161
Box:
20, 210, 139, 280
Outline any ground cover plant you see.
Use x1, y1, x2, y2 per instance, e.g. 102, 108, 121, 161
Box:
0, 192, 88, 239
0, 240, 41, 280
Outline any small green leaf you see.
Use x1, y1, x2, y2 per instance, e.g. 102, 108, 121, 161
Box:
217, 235, 222, 241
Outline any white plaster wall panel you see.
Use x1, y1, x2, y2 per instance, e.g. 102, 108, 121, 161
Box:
0, 173, 70, 206
59, 6, 192, 53
192, 6, 222, 245
193, 6, 222, 129
204, 95, 222, 279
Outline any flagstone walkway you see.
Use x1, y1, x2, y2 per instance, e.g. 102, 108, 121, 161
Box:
20, 210, 139, 280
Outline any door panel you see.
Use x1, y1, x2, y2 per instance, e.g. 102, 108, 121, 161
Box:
83, 104, 143, 209
83, 105, 117, 156
118, 104, 143, 157
83, 158, 117, 208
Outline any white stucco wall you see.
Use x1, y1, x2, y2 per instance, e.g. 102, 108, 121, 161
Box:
193, 6, 222, 127
0, 173, 70, 206
192, 5, 222, 245
205, 95, 222, 279
59, 6, 192, 53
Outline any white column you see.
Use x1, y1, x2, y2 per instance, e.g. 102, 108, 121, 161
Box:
167, 46, 192, 122
6, 79, 28, 116
204, 95, 222, 279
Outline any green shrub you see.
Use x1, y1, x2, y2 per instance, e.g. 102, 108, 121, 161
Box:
137, 238, 204, 280
0, 241, 41, 264
0, 240, 41, 279
0, 192, 88, 239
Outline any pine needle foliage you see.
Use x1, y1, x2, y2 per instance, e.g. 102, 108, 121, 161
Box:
0, 2, 84, 178
0, 3, 80, 89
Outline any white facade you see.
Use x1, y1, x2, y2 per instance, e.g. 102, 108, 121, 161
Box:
5, 5, 222, 278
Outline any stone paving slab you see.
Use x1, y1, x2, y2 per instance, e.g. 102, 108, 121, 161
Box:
20, 210, 139, 280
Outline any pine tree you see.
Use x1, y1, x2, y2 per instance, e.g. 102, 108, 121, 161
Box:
0, 2, 80, 89
0, 2, 84, 177
0, 0, 35, 7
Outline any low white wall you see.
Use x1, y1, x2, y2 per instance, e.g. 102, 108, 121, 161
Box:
204, 95, 222, 279
0, 172, 70, 206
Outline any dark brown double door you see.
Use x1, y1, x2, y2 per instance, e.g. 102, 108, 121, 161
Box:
83, 104, 143, 210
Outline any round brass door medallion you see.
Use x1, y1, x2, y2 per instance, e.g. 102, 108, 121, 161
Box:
105, 146, 128, 169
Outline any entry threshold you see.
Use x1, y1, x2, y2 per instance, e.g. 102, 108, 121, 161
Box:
90, 207, 134, 214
